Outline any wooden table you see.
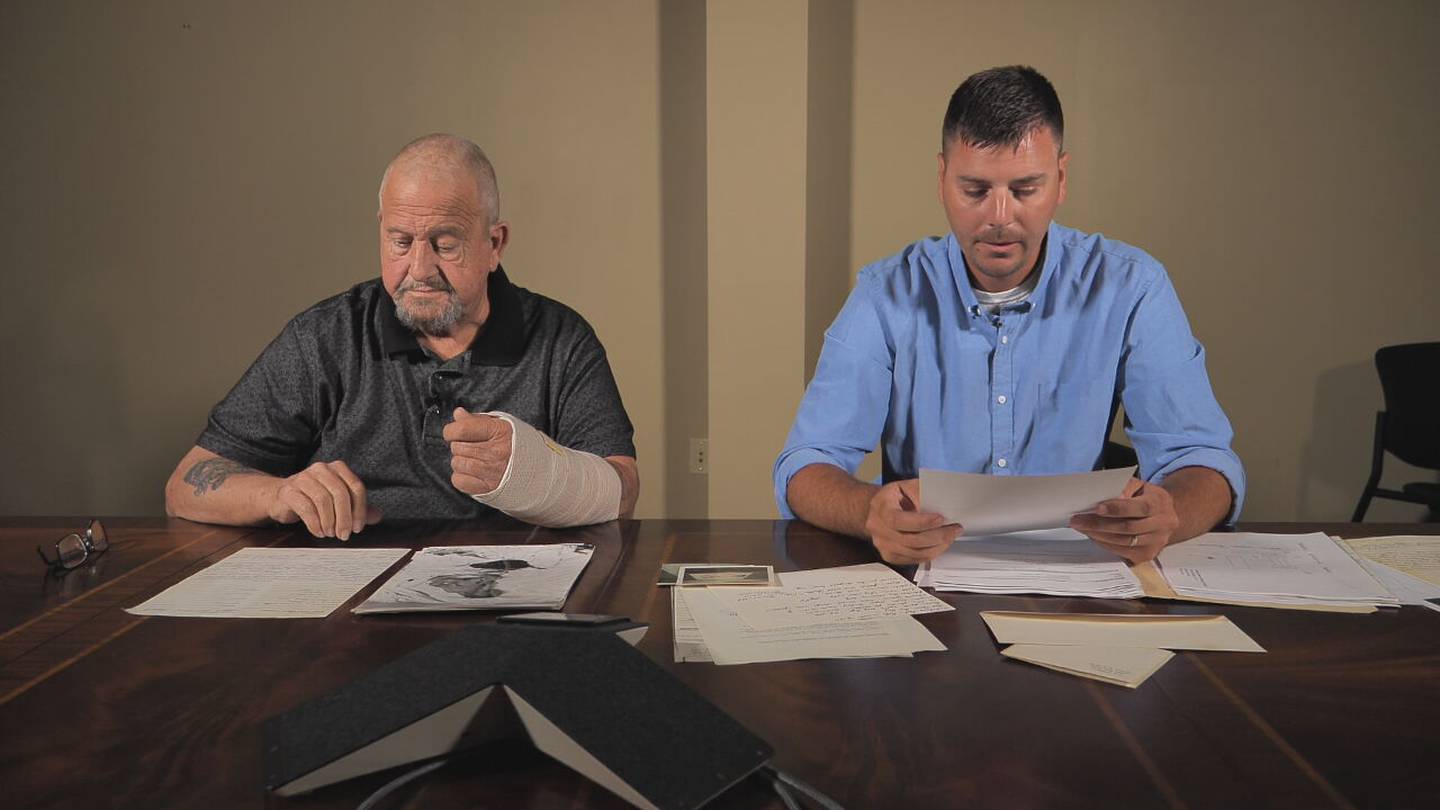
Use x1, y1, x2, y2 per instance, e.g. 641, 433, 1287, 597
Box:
2, 517, 1437, 809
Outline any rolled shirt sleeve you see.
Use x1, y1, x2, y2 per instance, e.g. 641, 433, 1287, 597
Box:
773, 276, 893, 518
1119, 272, 1246, 522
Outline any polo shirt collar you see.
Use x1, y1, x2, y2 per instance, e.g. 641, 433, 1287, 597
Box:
378, 266, 526, 366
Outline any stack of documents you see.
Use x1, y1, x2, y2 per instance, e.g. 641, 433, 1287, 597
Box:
981, 611, 1264, 688
1340, 535, 1440, 613
354, 544, 594, 614
673, 563, 952, 665
911, 466, 1405, 613
916, 529, 1145, 598
1155, 533, 1398, 609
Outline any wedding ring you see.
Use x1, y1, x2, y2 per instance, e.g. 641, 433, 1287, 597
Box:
1128, 535, 1139, 547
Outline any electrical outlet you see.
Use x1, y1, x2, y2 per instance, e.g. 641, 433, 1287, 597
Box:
689, 438, 708, 474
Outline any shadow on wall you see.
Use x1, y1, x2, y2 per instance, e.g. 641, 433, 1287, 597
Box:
1299, 359, 1429, 523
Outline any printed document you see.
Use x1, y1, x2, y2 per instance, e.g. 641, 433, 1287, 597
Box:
916, 528, 1144, 598
672, 587, 714, 662
1156, 533, 1397, 607
676, 587, 946, 665
704, 563, 953, 630
354, 544, 594, 614
919, 466, 1136, 536
127, 547, 409, 619
1350, 555, 1440, 613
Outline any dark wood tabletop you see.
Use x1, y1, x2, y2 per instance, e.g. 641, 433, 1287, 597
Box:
2, 517, 1437, 810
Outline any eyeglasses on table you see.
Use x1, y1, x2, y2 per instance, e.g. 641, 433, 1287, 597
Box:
36, 519, 109, 573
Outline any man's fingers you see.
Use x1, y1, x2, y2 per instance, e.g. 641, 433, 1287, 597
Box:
442, 411, 510, 444
882, 506, 947, 533
364, 505, 384, 525
879, 549, 930, 566
881, 525, 962, 553
309, 465, 354, 541
329, 461, 369, 535
448, 440, 514, 462
1070, 514, 1145, 534
451, 470, 488, 495
1086, 529, 1149, 547
450, 454, 505, 486
280, 485, 324, 538
1092, 496, 1151, 519
895, 479, 923, 510
292, 477, 337, 538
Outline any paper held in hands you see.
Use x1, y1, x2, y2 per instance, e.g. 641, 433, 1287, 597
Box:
918, 466, 1137, 535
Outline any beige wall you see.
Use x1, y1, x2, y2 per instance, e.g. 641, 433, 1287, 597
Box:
706, 0, 811, 517
3, 0, 1437, 523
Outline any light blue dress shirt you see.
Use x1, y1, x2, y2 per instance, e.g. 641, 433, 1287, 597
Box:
774, 221, 1245, 522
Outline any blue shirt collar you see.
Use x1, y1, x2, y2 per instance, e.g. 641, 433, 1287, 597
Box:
946, 221, 1060, 319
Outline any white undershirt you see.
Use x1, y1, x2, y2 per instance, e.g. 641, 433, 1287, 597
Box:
972, 267, 1040, 314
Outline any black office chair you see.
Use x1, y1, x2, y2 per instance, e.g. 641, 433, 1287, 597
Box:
1101, 440, 1139, 471
1351, 342, 1440, 522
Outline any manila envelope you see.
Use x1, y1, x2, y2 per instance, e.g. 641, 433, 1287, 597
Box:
981, 611, 1265, 652
1002, 644, 1174, 689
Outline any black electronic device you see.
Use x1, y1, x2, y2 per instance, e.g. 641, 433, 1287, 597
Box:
263, 624, 771, 809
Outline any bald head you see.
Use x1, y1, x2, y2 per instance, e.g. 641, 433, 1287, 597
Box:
379, 134, 500, 225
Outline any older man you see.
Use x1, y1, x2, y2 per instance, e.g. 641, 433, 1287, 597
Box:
166, 134, 638, 538
775, 66, 1243, 565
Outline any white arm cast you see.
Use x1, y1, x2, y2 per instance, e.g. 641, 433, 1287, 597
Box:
470, 412, 621, 528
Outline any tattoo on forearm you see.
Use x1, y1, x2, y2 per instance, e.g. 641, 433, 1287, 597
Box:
184, 458, 256, 495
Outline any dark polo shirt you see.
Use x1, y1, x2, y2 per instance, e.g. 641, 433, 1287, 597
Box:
196, 267, 635, 519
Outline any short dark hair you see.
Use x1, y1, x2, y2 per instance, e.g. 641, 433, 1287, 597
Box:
942, 65, 1064, 152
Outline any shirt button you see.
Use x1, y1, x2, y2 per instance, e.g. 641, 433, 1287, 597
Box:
1000, 335, 1009, 344
997, 458, 1008, 468
997, 395, 1007, 405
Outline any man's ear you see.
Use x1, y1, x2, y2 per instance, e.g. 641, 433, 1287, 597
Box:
489, 220, 511, 268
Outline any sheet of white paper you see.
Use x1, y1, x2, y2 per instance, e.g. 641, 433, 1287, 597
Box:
919, 466, 1136, 536
671, 586, 713, 662
918, 528, 1144, 599
1156, 533, 1396, 606
354, 544, 594, 614
1353, 555, 1440, 610
1002, 644, 1173, 688
980, 611, 1264, 652
127, 547, 409, 619
1342, 535, 1440, 587
706, 563, 953, 630
678, 587, 945, 665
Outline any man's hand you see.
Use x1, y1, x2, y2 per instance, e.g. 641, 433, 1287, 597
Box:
865, 479, 964, 565
1069, 478, 1180, 563
268, 460, 382, 541
444, 408, 514, 495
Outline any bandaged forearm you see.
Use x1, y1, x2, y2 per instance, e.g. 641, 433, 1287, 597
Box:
470, 412, 621, 527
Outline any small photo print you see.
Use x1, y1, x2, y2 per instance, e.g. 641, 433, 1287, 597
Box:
676, 564, 777, 587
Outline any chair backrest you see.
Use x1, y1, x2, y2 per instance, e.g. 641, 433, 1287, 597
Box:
1375, 342, 1440, 470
